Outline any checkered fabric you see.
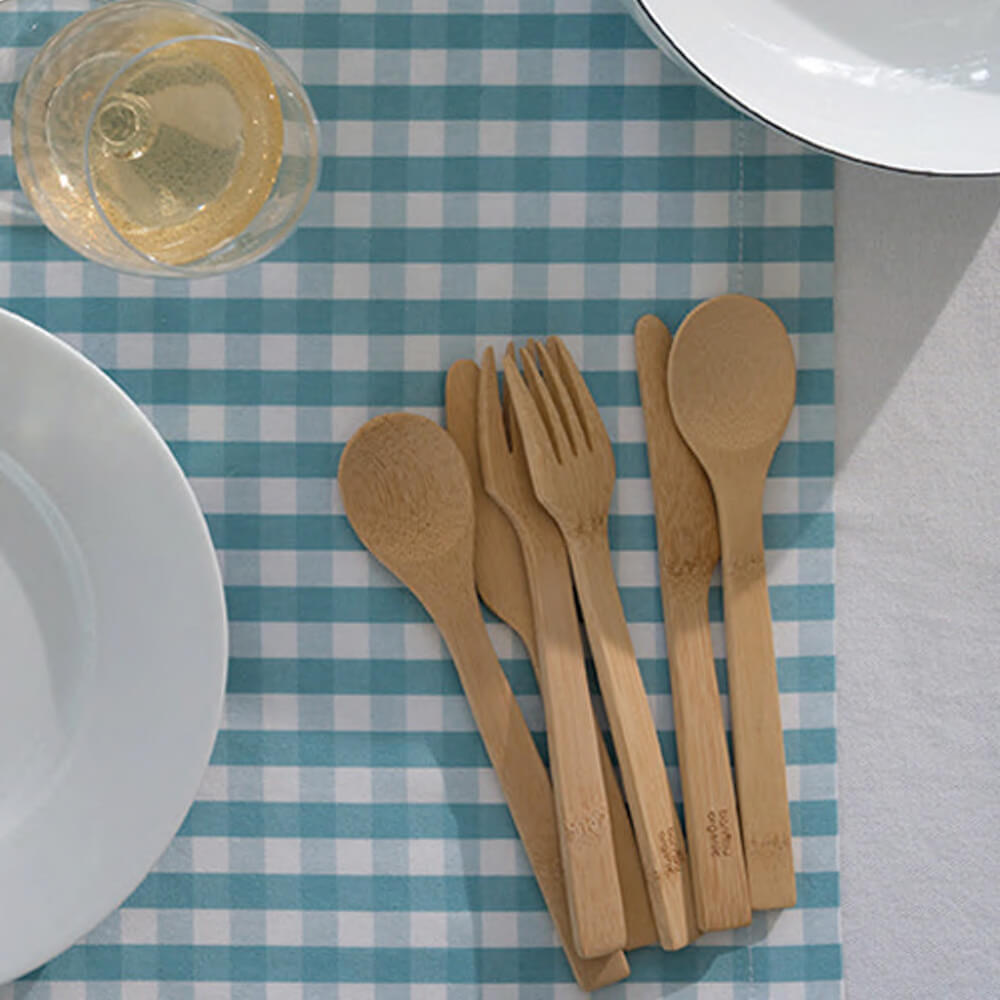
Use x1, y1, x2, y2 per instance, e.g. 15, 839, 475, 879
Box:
0, 0, 839, 996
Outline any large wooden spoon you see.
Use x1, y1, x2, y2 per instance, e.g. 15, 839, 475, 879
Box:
338, 413, 630, 990
666, 294, 797, 911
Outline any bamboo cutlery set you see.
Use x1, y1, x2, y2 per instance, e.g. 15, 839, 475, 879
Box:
338, 294, 798, 991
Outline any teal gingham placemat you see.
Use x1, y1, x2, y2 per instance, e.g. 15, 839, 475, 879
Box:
0, 0, 839, 995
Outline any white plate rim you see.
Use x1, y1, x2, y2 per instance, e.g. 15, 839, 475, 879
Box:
0, 307, 228, 984
626, 0, 1000, 177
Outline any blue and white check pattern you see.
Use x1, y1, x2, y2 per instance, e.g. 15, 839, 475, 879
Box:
0, 0, 839, 995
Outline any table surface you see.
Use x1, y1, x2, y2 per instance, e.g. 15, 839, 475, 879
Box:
3, 4, 997, 990
835, 163, 1000, 1000
0, 3, 840, 996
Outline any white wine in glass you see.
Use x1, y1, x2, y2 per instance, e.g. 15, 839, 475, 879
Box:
13, 0, 319, 275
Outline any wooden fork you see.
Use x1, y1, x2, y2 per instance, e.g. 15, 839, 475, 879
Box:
461, 348, 626, 958
463, 348, 656, 952
504, 336, 697, 952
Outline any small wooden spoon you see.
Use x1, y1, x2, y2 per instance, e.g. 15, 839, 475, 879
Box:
666, 295, 797, 911
338, 413, 630, 990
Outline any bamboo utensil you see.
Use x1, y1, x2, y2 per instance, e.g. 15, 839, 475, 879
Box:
338, 413, 630, 990
444, 358, 625, 959
446, 353, 656, 952
504, 338, 697, 951
666, 294, 797, 911
634, 314, 752, 932
445, 358, 535, 670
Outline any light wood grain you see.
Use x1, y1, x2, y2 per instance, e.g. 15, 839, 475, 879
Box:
666, 294, 797, 911
505, 339, 698, 952
634, 314, 751, 932
338, 413, 630, 990
445, 360, 535, 645
453, 351, 657, 953
447, 356, 626, 959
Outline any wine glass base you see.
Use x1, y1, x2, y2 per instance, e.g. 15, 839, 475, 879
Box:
44, 52, 123, 178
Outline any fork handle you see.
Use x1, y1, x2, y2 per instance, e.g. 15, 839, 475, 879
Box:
524, 538, 628, 957
520, 633, 658, 951
715, 486, 797, 910
662, 588, 752, 930
435, 593, 630, 990
565, 528, 698, 951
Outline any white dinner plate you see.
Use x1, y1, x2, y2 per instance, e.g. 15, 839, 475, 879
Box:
0, 308, 227, 984
626, 0, 1000, 174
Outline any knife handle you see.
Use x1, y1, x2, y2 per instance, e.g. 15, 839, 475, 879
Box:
663, 587, 751, 930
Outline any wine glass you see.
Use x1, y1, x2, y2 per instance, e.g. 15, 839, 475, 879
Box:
12, 0, 319, 276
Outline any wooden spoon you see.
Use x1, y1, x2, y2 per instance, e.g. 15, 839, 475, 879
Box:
338, 413, 630, 989
445, 355, 656, 952
666, 294, 797, 911
635, 314, 751, 932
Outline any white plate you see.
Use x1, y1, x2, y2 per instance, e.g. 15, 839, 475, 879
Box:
626, 0, 1000, 175
0, 308, 227, 984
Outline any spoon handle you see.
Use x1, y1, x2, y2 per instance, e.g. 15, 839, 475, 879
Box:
662, 589, 752, 930
435, 595, 630, 990
565, 527, 698, 951
716, 488, 797, 910
523, 533, 627, 958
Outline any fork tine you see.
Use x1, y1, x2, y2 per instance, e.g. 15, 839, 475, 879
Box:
535, 338, 587, 454
547, 336, 606, 450
521, 341, 571, 464
478, 347, 509, 490
502, 344, 526, 457
503, 346, 561, 473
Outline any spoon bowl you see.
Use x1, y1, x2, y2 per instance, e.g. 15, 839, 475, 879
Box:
668, 295, 795, 463
339, 413, 473, 601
